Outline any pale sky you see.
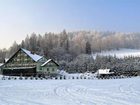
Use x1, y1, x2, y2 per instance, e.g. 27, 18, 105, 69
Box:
0, 0, 140, 49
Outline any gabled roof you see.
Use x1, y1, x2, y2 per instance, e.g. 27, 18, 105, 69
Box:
21, 48, 43, 62
41, 59, 59, 67
4, 48, 43, 64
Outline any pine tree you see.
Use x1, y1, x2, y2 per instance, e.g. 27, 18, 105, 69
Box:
66, 39, 69, 52
85, 41, 91, 54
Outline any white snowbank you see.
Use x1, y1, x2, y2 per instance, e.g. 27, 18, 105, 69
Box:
58, 70, 97, 79
92, 48, 140, 59
0, 77, 140, 105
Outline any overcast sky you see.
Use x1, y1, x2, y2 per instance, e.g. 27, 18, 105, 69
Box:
0, 0, 140, 49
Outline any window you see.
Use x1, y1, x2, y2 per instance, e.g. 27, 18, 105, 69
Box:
52, 68, 55, 72
25, 58, 28, 61
47, 68, 49, 71
17, 59, 20, 62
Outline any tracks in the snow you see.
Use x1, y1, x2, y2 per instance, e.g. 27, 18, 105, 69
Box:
0, 79, 140, 105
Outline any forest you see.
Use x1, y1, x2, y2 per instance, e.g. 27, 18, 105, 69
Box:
0, 30, 140, 73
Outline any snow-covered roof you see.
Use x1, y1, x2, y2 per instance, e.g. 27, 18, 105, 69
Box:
0, 63, 4, 67
21, 48, 43, 62
41, 59, 52, 66
97, 69, 113, 74
41, 59, 59, 66
5, 58, 9, 62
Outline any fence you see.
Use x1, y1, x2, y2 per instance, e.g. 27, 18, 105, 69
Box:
0, 74, 139, 80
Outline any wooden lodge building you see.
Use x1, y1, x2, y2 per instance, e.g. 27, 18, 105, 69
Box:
1, 48, 59, 77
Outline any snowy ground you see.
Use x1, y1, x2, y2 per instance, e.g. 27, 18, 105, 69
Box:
92, 48, 140, 59
0, 77, 140, 105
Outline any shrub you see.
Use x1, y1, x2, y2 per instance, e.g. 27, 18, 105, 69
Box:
30, 76, 33, 80
19, 77, 23, 80
25, 77, 28, 80
60, 76, 63, 80
8, 77, 11, 80
2, 76, 5, 80
40, 77, 43, 80
35, 77, 38, 80
72, 76, 75, 79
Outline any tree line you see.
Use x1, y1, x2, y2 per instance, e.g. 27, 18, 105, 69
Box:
61, 54, 140, 75
0, 30, 140, 73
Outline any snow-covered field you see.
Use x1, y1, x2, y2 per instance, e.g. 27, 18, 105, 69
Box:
0, 77, 140, 105
92, 48, 140, 59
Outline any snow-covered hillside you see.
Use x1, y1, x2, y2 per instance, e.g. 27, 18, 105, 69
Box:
92, 48, 140, 59
0, 78, 140, 105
